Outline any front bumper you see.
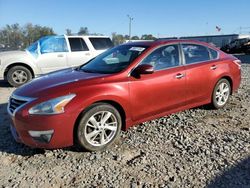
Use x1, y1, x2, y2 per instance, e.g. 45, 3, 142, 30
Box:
8, 110, 77, 149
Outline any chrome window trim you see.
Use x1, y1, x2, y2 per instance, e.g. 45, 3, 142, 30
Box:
128, 43, 183, 77
180, 42, 220, 66
7, 94, 36, 117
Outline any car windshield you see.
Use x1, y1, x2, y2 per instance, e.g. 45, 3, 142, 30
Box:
80, 44, 148, 74
26, 41, 39, 58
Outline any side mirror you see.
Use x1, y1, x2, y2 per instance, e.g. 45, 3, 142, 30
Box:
133, 64, 154, 75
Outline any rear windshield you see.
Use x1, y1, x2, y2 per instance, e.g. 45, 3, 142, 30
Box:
89, 37, 114, 50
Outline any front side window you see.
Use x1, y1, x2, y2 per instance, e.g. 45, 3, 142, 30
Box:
140, 44, 180, 71
68, 38, 89, 51
89, 37, 114, 50
80, 45, 148, 74
182, 44, 210, 64
40, 36, 68, 54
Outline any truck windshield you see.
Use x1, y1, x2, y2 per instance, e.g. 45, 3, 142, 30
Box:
80, 44, 148, 74
26, 41, 39, 58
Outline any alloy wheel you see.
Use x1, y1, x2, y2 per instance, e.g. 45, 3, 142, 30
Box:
12, 70, 28, 84
215, 82, 230, 106
84, 111, 118, 147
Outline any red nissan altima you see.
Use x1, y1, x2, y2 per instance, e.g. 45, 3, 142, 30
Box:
7, 40, 241, 151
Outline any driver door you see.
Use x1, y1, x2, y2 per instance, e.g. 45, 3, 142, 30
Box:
129, 44, 186, 121
37, 36, 68, 74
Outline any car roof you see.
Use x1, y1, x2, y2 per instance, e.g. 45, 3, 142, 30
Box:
67, 35, 111, 38
123, 39, 215, 48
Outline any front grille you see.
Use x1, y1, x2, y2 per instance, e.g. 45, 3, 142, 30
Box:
8, 97, 28, 115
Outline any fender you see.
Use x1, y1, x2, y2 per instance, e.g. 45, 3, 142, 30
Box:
2, 53, 41, 76
71, 82, 132, 129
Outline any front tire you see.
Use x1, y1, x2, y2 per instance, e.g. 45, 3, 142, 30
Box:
76, 103, 122, 151
7, 66, 32, 87
211, 79, 231, 109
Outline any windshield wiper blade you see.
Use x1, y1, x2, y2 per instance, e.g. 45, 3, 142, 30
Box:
80, 69, 98, 73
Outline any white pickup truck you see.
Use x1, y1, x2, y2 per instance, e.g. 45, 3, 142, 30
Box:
0, 35, 114, 87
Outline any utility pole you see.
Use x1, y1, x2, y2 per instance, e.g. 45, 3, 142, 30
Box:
127, 15, 133, 41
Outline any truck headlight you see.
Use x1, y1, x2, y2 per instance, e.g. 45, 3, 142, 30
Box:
29, 94, 76, 115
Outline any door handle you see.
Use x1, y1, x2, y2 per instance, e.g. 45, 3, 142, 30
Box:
57, 54, 64, 57
210, 65, 217, 70
176, 73, 185, 79
85, 53, 91, 56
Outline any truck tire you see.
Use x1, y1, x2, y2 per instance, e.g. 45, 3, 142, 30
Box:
7, 66, 32, 87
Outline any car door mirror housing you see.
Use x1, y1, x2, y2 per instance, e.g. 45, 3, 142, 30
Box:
133, 64, 154, 76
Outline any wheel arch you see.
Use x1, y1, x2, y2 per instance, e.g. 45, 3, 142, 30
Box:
218, 75, 233, 95
73, 99, 127, 145
4, 62, 35, 79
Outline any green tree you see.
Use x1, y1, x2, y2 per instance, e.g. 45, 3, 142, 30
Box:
23, 23, 55, 47
78, 27, 89, 35
0, 24, 24, 49
0, 23, 55, 50
124, 35, 130, 40
111, 33, 125, 45
141, 34, 156, 40
131, 36, 140, 40
66, 28, 72, 35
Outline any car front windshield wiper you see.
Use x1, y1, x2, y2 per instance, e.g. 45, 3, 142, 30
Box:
80, 68, 99, 73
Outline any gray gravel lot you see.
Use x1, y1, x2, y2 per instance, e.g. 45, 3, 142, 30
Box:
0, 65, 249, 188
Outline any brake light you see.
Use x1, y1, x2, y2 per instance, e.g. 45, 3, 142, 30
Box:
233, 59, 241, 69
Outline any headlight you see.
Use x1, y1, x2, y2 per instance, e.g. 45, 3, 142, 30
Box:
29, 94, 76, 115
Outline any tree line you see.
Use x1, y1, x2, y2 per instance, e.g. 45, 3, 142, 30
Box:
0, 23, 157, 50
0, 23, 55, 50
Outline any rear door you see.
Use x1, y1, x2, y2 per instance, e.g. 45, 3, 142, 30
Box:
67, 37, 94, 67
181, 43, 219, 105
129, 44, 186, 121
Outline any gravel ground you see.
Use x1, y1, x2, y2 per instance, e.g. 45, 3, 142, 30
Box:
0, 65, 249, 188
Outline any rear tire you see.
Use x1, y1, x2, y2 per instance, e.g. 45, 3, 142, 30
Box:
76, 103, 122, 151
7, 66, 32, 87
211, 79, 231, 109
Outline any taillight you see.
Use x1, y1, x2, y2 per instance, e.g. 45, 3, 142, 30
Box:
233, 59, 241, 69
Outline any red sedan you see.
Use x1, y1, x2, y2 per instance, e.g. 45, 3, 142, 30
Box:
7, 40, 241, 151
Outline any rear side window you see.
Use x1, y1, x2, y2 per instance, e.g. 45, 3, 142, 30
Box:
68, 38, 89, 51
182, 44, 210, 64
209, 48, 219, 60
89, 38, 114, 50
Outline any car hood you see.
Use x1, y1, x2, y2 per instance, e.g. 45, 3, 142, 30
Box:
0, 50, 29, 60
14, 68, 108, 98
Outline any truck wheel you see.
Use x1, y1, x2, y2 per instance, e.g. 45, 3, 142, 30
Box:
7, 66, 32, 87
76, 103, 122, 151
